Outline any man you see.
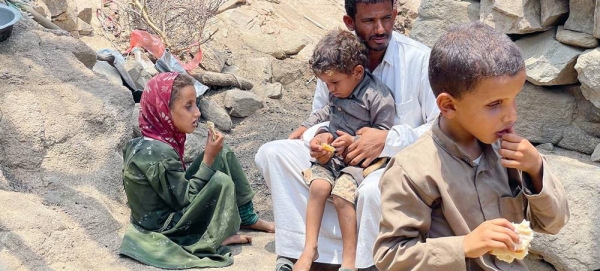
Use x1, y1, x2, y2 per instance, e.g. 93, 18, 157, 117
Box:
255, 0, 439, 269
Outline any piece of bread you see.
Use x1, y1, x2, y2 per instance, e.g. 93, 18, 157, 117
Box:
207, 121, 217, 141
490, 220, 534, 263
321, 143, 335, 153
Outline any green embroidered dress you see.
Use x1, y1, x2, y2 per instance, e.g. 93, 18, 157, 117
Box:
119, 137, 257, 269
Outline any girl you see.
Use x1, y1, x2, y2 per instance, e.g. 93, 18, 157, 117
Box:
119, 72, 274, 269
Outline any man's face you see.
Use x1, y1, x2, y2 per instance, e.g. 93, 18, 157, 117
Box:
345, 1, 396, 52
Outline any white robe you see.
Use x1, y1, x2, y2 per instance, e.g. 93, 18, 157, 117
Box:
255, 32, 439, 268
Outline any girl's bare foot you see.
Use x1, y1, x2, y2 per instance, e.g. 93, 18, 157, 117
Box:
221, 234, 252, 246
292, 248, 318, 271
241, 219, 275, 233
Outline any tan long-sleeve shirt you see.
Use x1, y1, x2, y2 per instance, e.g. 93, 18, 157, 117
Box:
374, 118, 569, 271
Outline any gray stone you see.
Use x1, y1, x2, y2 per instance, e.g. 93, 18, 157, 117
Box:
541, 0, 569, 27
198, 99, 233, 132
272, 58, 305, 85
224, 89, 263, 117
93, 61, 122, 86
184, 128, 208, 164
51, 3, 79, 32
515, 83, 576, 145
40, 33, 96, 69
532, 148, 600, 271
200, 47, 226, 73
564, 0, 595, 35
237, 57, 272, 84
592, 144, 600, 162
276, 31, 307, 55
78, 7, 93, 24
242, 32, 277, 55
254, 82, 283, 99
595, 1, 600, 38
524, 253, 557, 271
556, 25, 599, 48
515, 29, 584, 86
575, 48, 600, 109
31, 0, 52, 19
131, 103, 140, 138
42, 0, 69, 17
480, 0, 547, 34
410, 0, 480, 47
77, 18, 93, 36
557, 123, 600, 154
536, 143, 555, 151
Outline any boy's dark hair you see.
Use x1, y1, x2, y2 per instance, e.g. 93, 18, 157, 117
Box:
428, 21, 525, 99
345, 0, 394, 19
169, 73, 196, 109
310, 29, 368, 76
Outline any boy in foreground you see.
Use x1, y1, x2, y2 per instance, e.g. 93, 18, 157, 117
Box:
373, 22, 569, 270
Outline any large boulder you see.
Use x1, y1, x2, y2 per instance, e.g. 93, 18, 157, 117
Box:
515, 83, 576, 145
595, 1, 600, 38
564, 0, 596, 35
409, 0, 480, 47
515, 29, 584, 86
0, 20, 133, 269
541, 0, 569, 27
480, 0, 547, 34
555, 25, 599, 49
575, 48, 600, 109
531, 148, 600, 271
224, 89, 263, 117
198, 99, 233, 132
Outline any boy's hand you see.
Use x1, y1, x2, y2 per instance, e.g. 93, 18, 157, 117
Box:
332, 131, 355, 156
464, 219, 521, 258
498, 130, 544, 193
309, 133, 334, 164
203, 129, 224, 167
344, 127, 388, 167
288, 126, 308, 139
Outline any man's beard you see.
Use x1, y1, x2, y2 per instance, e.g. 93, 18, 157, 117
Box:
360, 34, 389, 52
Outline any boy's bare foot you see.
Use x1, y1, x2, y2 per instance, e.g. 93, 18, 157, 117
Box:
292, 248, 318, 271
221, 234, 252, 246
241, 219, 275, 233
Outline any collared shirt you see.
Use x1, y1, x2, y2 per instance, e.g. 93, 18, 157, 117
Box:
374, 118, 570, 271
312, 32, 439, 157
301, 70, 395, 138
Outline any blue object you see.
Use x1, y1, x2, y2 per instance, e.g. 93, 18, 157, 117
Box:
0, 4, 21, 42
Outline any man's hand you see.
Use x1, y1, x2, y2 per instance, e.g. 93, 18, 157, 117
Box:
288, 126, 308, 139
463, 219, 521, 258
499, 130, 543, 193
309, 133, 334, 164
343, 127, 388, 167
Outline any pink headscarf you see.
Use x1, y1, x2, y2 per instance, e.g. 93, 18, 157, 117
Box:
138, 72, 187, 166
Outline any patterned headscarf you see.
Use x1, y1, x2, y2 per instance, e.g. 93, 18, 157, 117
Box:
139, 72, 187, 166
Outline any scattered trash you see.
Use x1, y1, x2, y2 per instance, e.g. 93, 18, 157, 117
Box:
155, 50, 209, 97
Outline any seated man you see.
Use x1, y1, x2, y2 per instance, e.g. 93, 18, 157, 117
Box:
255, 0, 439, 269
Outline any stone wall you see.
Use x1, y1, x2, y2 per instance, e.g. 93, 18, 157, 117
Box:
410, 1, 600, 270
411, 0, 600, 162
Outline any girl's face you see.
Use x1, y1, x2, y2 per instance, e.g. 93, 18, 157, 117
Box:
170, 86, 201, 134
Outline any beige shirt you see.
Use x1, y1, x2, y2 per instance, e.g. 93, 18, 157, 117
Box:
374, 118, 569, 271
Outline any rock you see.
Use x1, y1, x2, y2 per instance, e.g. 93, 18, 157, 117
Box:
480, 0, 547, 34
555, 25, 599, 48
77, 18, 94, 36
536, 143, 555, 151
515, 83, 576, 145
592, 144, 600, 162
524, 253, 557, 271
575, 48, 600, 109
200, 47, 226, 73
51, 3, 79, 32
272, 58, 305, 85
564, 0, 595, 35
540, 0, 569, 27
42, 0, 69, 17
78, 7, 93, 24
131, 103, 141, 138
410, 0, 480, 47
93, 61, 122, 86
198, 99, 233, 132
41, 33, 96, 69
254, 82, 283, 99
184, 128, 208, 164
595, 1, 600, 38
515, 29, 584, 86
557, 123, 600, 154
276, 31, 308, 56
31, 0, 52, 19
124, 56, 158, 91
237, 57, 272, 84
224, 89, 263, 117
531, 147, 600, 271
242, 32, 278, 55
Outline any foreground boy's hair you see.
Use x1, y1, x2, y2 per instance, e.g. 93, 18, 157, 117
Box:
428, 21, 524, 98
310, 29, 368, 75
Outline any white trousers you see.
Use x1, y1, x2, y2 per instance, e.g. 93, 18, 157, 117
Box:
255, 137, 383, 268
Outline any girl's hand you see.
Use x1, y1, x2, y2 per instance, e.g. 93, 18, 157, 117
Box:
203, 129, 224, 167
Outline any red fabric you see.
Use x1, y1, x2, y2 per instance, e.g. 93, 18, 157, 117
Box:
139, 72, 187, 166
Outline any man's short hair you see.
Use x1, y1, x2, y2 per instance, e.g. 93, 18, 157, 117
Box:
428, 21, 525, 99
310, 29, 368, 75
345, 0, 394, 19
